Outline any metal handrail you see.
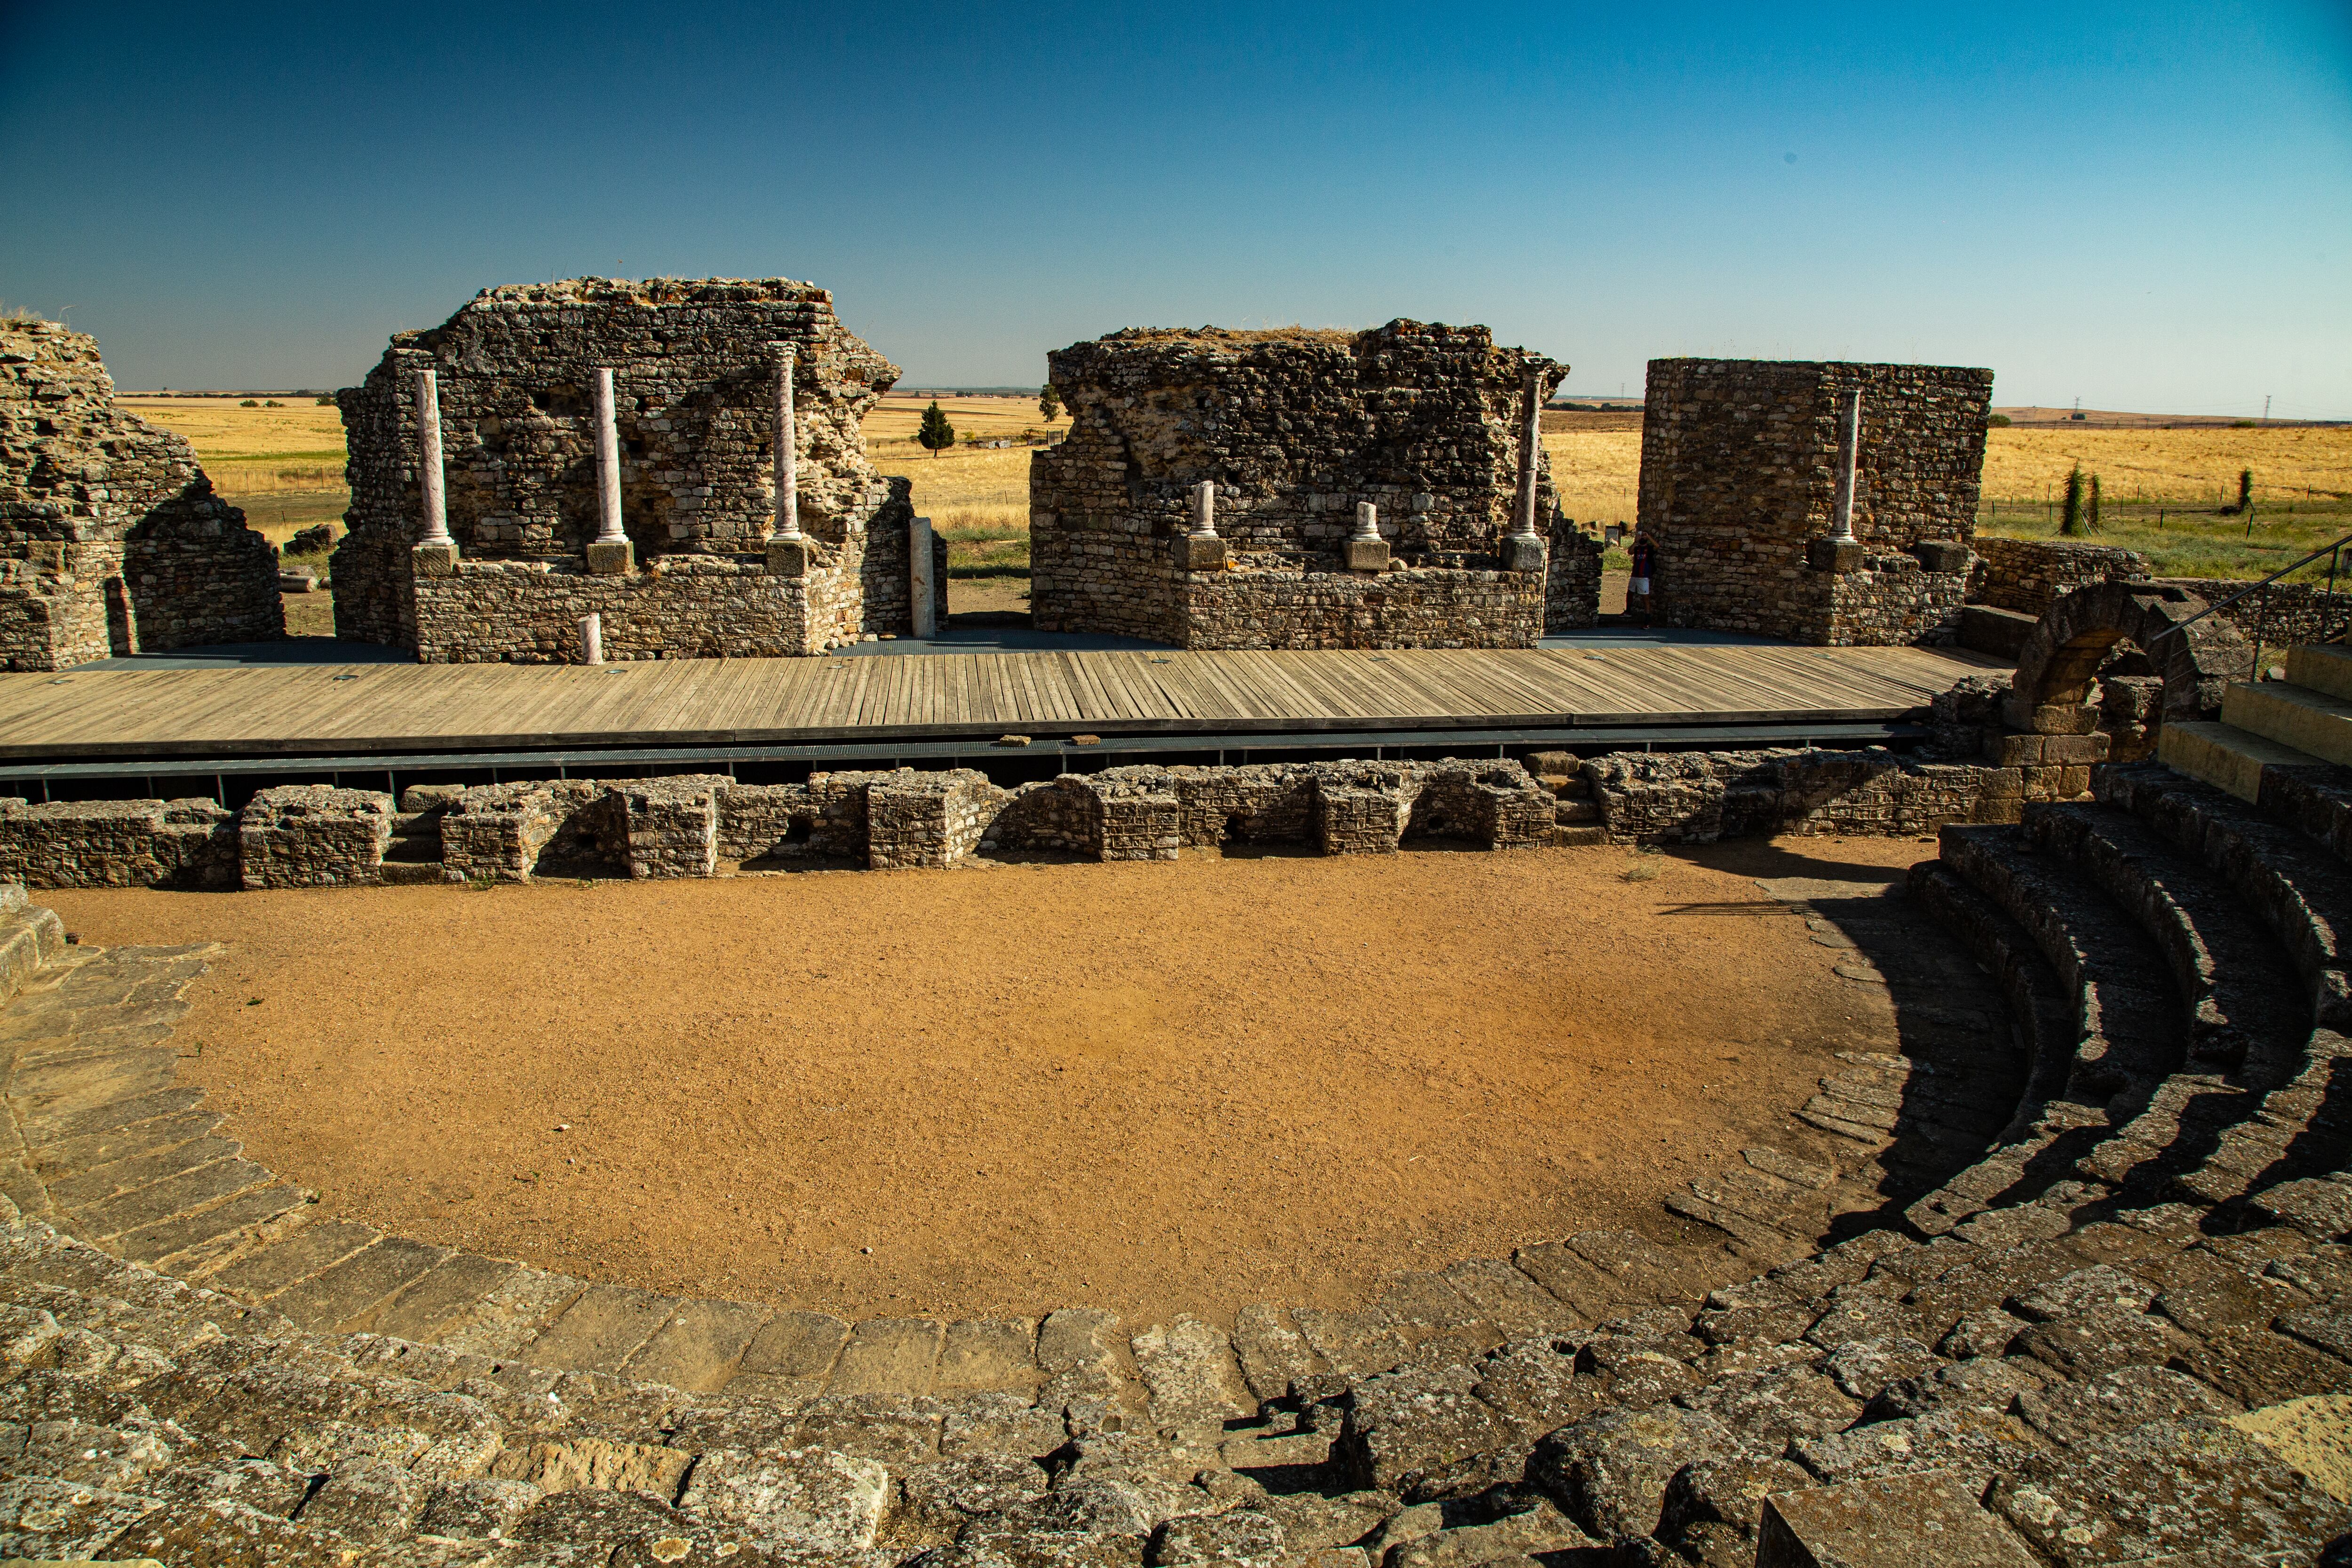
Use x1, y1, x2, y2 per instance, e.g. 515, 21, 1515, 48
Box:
2142, 528, 2352, 681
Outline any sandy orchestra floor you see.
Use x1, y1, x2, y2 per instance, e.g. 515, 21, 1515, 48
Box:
45, 836, 1935, 1329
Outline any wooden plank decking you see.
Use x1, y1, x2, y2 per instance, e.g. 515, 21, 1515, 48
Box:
0, 644, 2002, 761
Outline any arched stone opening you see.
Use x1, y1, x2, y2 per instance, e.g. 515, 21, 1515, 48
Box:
2003, 579, 2252, 737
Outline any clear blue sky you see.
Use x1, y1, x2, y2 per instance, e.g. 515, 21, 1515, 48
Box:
5, 2, 2347, 415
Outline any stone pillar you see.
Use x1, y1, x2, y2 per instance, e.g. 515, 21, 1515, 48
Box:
1345, 501, 1391, 571
581, 613, 603, 665
585, 368, 634, 575
1830, 389, 1861, 543
412, 369, 460, 575
1176, 479, 1225, 569
771, 345, 800, 541
1810, 389, 1866, 572
910, 515, 938, 638
1502, 369, 1548, 572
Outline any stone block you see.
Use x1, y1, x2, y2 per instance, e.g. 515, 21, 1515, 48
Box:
412, 540, 461, 576
1909, 539, 1973, 574
1757, 1470, 2037, 1566
1499, 534, 1546, 573
238, 785, 395, 889
582, 539, 634, 575
1343, 537, 1392, 572
1174, 534, 1228, 570
1958, 604, 2037, 660
765, 537, 812, 578
1808, 539, 1865, 573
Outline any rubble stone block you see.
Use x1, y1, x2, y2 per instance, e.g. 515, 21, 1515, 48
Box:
1757, 1470, 2038, 1567
238, 785, 396, 889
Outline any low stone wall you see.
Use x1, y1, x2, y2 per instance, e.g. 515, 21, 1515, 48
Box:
1182, 562, 1544, 651
1969, 537, 2148, 616
1804, 550, 1970, 646
2157, 577, 2344, 654
1545, 521, 1603, 632
0, 797, 237, 889
238, 785, 394, 889
411, 489, 942, 662
1584, 746, 2061, 844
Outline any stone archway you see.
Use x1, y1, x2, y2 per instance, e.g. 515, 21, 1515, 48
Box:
2002, 579, 2252, 734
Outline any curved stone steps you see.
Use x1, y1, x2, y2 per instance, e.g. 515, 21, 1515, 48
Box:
2027, 801, 2312, 1083
2101, 761, 2352, 1023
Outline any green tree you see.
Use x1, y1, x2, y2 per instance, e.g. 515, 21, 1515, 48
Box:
2238, 468, 2254, 512
1038, 382, 1061, 422
917, 400, 955, 458
2088, 473, 2102, 533
2060, 465, 2087, 536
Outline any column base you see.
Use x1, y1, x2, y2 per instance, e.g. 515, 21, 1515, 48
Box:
1500, 534, 1546, 573
584, 540, 635, 576
412, 540, 461, 577
765, 538, 812, 578
1175, 535, 1227, 570
1808, 538, 1865, 573
1343, 538, 1392, 572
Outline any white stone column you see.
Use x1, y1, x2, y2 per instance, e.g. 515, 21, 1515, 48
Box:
581, 613, 603, 665
1830, 390, 1862, 543
591, 367, 626, 545
772, 345, 801, 541
1512, 368, 1543, 541
1344, 500, 1391, 571
1191, 480, 1218, 539
910, 514, 938, 638
1353, 501, 1381, 541
414, 369, 451, 545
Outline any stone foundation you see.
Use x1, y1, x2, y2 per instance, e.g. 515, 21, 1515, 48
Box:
1970, 538, 2148, 616
0, 319, 282, 668
1637, 358, 1990, 644
238, 785, 396, 889
1585, 746, 2049, 844
1030, 322, 1561, 649
0, 797, 237, 889
1544, 519, 1603, 632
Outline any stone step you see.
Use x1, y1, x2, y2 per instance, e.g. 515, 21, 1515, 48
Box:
1555, 799, 1598, 824
1553, 825, 1609, 847
2223, 680, 2352, 766
2287, 641, 2352, 702
2156, 719, 2322, 805
379, 861, 451, 885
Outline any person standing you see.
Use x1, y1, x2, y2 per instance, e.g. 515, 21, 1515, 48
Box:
1628, 535, 1657, 628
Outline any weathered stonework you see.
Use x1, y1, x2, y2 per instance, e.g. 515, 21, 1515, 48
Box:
1971, 538, 2149, 617
0, 797, 236, 889
1584, 746, 2042, 843
1545, 519, 1604, 632
0, 319, 282, 668
1030, 323, 1563, 649
238, 785, 395, 889
1637, 359, 1990, 644
336, 278, 929, 660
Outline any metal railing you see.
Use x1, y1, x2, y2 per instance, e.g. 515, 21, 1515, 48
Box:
2143, 530, 2352, 682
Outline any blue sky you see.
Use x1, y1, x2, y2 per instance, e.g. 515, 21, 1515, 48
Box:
4, 2, 2348, 414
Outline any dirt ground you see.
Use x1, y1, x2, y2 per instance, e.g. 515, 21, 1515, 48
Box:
46, 835, 1937, 1329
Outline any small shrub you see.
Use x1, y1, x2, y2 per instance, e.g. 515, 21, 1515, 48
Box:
2088, 473, 2102, 533
264, 398, 283, 407
238, 398, 259, 407
315, 395, 335, 406
1621, 859, 1662, 882
1986, 413, 2011, 427
1039, 382, 1061, 422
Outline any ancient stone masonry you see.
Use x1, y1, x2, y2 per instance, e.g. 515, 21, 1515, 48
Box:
336, 278, 934, 660
0, 798, 236, 889
1030, 322, 1565, 649
1545, 517, 1603, 632
1637, 358, 1991, 644
1971, 539, 2149, 617
0, 318, 282, 669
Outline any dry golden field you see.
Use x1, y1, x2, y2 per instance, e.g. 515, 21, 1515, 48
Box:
127, 392, 2352, 585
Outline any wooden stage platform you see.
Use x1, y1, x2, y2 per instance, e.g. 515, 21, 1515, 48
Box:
0, 643, 2000, 765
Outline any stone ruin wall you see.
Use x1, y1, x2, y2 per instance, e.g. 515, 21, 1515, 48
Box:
0, 319, 282, 669
1030, 322, 1579, 649
337, 278, 921, 660
0, 737, 2050, 891
1637, 358, 1991, 645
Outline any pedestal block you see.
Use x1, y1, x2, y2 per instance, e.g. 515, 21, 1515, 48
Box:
765, 538, 812, 578
1808, 538, 1865, 573
413, 541, 461, 577
584, 540, 635, 576
1175, 536, 1227, 570
1343, 538, 1392, 572
1500, 535, 1547, 573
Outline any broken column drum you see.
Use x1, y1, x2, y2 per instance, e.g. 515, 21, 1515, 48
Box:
335, 276, 938, 661
1030, 320, 1565, 650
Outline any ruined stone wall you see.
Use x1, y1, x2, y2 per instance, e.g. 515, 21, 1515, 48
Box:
1637, 358, 1990, 643
1970, 538, 2149, 616
0, 798, 237, 889
1182, 563, 1543, 650
0, 320, 282, 667
410, 485, 926, 662
336, 278, 908, 654
1798, 551, 1971, 646
1585, 747, 2036, 843
2158, 577, 2342, 653
1545, 520, 1603, 632
1031, 322, 1561, 646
